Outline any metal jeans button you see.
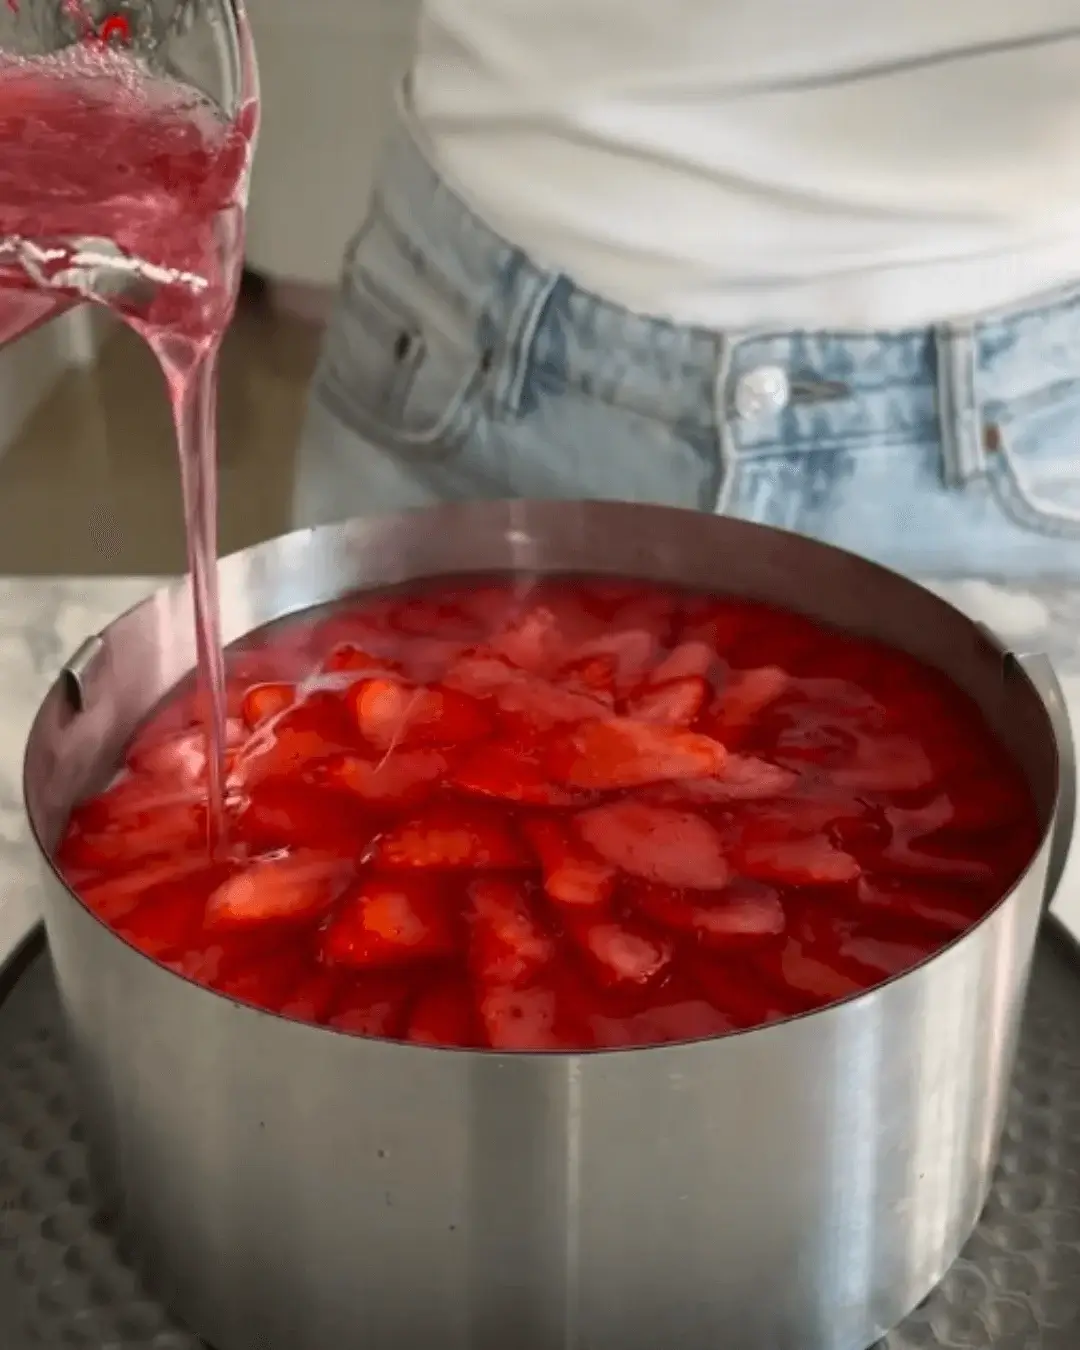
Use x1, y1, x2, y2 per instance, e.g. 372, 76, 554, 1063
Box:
734, 365, 791, 421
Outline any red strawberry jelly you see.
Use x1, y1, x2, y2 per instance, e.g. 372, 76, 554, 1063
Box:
56, 575, 1041, 1051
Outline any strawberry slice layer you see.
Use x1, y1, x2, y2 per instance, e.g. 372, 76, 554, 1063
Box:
408, 976, 476, 1047
576, 800, 731, 890
565, 915, 674, 990
634, 881, 786, 947
477, 977, 585, 1051
547, 718, 727, 790
450, 741, 581, 807
328, 974, 415, 1039
59, 572, 1039, 1051
349, 678, 491, 751
468, 877, 556, 987
707, 666, 790, 743
241, 683, 297, 731
321, 876, 458, 969
205, 851, 353, 931
231, 693, 357, 787
317, 749, 449, 808
374, 805, 529, 871
521, 817, 616, 909
734, 837, 862, 887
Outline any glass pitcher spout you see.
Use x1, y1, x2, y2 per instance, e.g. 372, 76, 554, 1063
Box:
0, 0, 257, 345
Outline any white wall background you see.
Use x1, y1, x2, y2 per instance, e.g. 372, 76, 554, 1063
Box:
0, 309, 103, 461
245, 0, 421, 288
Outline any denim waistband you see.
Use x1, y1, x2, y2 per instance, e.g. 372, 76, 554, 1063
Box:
377, 98, 1080, 485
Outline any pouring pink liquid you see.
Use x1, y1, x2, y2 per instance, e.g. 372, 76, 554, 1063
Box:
0, 34, 257, 848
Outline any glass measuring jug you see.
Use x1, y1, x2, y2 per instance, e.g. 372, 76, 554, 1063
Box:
0, 0, 258, 344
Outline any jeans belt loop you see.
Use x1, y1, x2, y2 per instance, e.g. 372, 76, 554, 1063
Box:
935, 321, 986, 488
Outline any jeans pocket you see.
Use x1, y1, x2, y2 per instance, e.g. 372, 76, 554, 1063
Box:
315, 204, 489, 458
985, 378, 1080, 540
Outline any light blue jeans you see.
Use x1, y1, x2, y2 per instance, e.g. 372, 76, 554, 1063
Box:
294, 111, 1080, 581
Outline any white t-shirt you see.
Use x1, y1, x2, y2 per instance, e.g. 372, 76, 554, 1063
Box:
410, 2, 1080, 328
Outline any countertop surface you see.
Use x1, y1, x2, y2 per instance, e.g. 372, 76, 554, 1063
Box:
0, 574, 1078, 962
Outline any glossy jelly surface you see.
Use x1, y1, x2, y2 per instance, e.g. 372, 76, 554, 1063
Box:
56, 577, 1040, 1051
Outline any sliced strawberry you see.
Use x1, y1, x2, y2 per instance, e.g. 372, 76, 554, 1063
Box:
576, 800, 730, 890
490, 605, 566, 673
645, 640, 717, 687
60, 797, 208, 870
734, 793, 871, 842
571, 628, 659, 696
451, 742, 582, 808
235, 780, 376, 856
717, 754, 802, 800
649, 755, 800, 806
547, 718, 727, 790
468, 877, 556, 987
628, 676, 709, 727
798, 908, 932, 981
879, 798, 994, 884
212, 946, 310, 1014
328, 973, 415, 1039
321, 644, 400, 676
442, 652, 519, 698
557, 653, 618, 704
407, 976, 476, 1047
687, 955, 803, 1029
706, 666, 790, 746
830, 733, 936, 793
241, 682, 297, 731
633, 881, 786, 947
317, 749, 449, 808
477, 978, 584, 1051
627, 637, 717, 725
840, 933, 932, 979
565, 915, 673, 990
67, 771, 201, 824
78, 855, 221, 924
451, 638, 610, 730
488, 674, 609, 734
231, 692, 357, 787
374, 805, 529, 871
734, 836, 861, 887
348, 678, 490, 751
127, 720, 246, 786
521, 817, 616, 909
851, 876, 981, 937
204, 851, 353, 931
321, 875, 458, 969
585, 980, 736, 1047
280, 968, 344, 1024
756, 935, 869, 1009
114, 883, 213, 960
771, 714, 862, 769
164, 939, 237, 984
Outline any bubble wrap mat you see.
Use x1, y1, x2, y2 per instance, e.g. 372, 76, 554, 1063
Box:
2, 936, 1080, 1350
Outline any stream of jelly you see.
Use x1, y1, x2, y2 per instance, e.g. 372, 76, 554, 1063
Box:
0, 39, 257, 847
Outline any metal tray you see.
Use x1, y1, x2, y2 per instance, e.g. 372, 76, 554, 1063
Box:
1, 925, 1080, 1350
